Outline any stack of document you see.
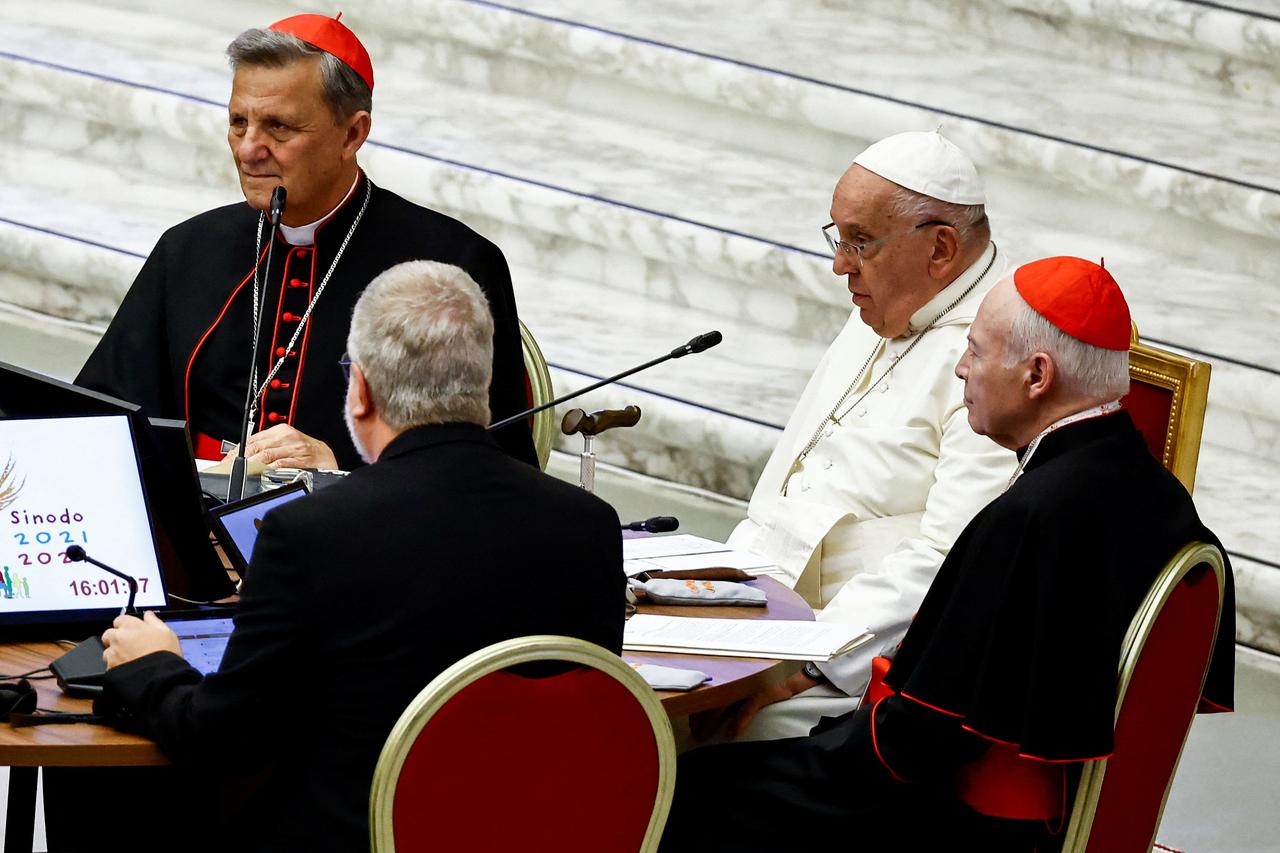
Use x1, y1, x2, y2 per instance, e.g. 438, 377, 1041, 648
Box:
623, 533, 779, 576
624, 615, 873, 661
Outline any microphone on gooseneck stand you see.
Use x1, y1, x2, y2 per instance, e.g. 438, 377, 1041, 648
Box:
622, 516, 679, 534
65, 545, 139, 617
229, 185, 288, 503
51, 546, 145, 695
488, 330, 724, 433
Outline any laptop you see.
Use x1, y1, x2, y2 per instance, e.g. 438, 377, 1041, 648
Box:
160, 609, 238, 675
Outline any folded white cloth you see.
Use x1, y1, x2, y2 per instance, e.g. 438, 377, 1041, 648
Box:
628, 578, 767, 606
634, 663, 710, 691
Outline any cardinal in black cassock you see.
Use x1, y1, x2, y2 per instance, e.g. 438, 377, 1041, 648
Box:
660, 258, 1234, 852
76, 169, 536, 471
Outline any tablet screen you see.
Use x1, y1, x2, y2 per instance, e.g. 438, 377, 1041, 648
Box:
0, 415, 166, 627
211, 482, 309, 574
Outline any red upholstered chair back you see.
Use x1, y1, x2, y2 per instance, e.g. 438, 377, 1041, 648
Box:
369, 636, 676, 853
1062, 543, 1227, 853
1120, 326, 1211, 494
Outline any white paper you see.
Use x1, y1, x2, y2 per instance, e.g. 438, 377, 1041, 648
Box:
624, 615, 873, 661
622, 534, 731, 560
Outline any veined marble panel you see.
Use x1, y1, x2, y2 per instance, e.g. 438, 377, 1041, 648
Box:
829, 0, 1280, 108
414, 0, 1280, 237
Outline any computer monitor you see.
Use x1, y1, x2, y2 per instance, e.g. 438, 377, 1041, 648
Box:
0, 414, 168, 637
0, 361, 236, 602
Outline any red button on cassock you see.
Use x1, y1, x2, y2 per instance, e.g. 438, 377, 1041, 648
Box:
275, 347, 286, 357
282, 312, 298, 322
267, 412, 282, 423
289, 278, 308, 288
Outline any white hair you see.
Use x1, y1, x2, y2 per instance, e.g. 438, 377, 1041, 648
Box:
347, 261, 493, 430
1004, 288, 1130, 399
888, 184, 989, 248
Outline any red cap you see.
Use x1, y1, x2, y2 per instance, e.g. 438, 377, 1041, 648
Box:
1013, 257, 1131, 351
269, 12, 374, 93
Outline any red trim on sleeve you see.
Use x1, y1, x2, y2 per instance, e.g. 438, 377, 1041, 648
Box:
869, 696, 908, 783
184, 250, 267, 426
961, 724, 1019, 747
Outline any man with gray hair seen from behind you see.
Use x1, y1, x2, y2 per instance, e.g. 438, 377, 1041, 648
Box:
662, 257, 1234, 851
716, 131, 1016, 741
77, 13, 537, 471
90, 261, 625, 853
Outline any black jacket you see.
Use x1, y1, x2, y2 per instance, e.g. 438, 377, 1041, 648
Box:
98, 423, 623, 851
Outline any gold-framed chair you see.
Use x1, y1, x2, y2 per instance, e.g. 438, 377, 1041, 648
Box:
369, 635, 677, 853
1059, 542, 1228, 852
519, 320, 555, 470
1122, 324, 1211, 493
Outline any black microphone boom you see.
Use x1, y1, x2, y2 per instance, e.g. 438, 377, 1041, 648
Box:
489, 330, 723, 432
622, 516, 679, 534
229, 185, 288, 502
65, 545, 140, 617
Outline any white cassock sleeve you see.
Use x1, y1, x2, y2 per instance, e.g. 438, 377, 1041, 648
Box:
814, 403, 1013, 697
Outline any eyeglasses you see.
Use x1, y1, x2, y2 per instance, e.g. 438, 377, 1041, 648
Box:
339, 353, 353, 383
822, 219, 953, 266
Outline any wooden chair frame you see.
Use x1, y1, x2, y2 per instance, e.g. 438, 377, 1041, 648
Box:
1127, 327, 1211, 494
1060, 542, 1226, 852
369, 635, 677, 853
519, 320, 556, 470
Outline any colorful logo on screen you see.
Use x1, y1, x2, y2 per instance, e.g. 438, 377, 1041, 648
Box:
2, 565, 30, 599
0, 455, 23, 512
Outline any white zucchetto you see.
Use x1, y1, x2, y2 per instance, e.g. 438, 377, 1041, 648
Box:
852, 131, 986, 205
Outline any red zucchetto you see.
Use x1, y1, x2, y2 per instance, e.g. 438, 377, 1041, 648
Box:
1013, 256, 1131, 351
269, 12, 374, 93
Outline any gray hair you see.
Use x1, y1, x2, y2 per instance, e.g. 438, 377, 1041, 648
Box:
347, 261, 494, 430
1004, 288, 1130, 400
888, 184, 989, 248
226, 28, 372, 121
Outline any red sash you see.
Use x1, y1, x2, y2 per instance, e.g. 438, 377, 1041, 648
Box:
193, 431, 225, 462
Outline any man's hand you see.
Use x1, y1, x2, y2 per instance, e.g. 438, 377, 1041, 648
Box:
724, 669, 822, 739
101, 612, 182, 669
242, 424, 339, 469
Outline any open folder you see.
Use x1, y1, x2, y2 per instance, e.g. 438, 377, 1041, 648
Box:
624, 615, 874, 661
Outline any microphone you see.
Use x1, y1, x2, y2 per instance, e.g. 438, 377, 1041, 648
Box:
268, 185, 287, 226
489, 330, 723, 432
229, 185, 288, 502
671, 331, 722, 358
622, 516, 679, 534
65, 545, 140, 617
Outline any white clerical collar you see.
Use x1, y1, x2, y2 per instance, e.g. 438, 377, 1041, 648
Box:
279, 173, 360, 246
905, 241, 997, 337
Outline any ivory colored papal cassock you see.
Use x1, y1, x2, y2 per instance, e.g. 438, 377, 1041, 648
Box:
727, 132, 1017, 738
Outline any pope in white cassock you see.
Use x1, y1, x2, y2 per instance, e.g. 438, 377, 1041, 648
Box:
722, 132, 1017, 740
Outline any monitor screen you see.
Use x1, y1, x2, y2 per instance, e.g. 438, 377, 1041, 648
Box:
0, 414, 166, 633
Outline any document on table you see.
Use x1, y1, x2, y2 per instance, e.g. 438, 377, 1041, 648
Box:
624, 615, 874, 661
623, 534, 779, 577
